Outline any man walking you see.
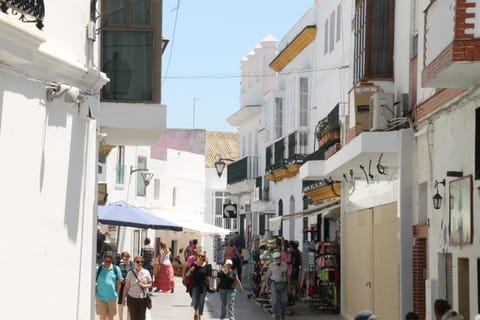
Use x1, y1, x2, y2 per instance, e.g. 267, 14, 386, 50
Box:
141, 237, 155, 279
96, 251, 123, 320
265, 251, 291, 320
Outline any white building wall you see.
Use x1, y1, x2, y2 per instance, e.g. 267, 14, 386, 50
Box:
0, 1, 108, 319
424, 0, 455, 66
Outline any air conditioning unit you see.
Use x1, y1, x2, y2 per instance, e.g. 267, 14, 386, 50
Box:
369, 92, 394, 131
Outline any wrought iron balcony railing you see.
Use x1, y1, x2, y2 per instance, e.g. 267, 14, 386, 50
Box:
227, 156, 258, 185
1, 0, 45, 30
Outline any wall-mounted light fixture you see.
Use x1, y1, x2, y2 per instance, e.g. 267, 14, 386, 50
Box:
130, 165, 154, 187
432, 179, 446, 210
214, 154, 235, 178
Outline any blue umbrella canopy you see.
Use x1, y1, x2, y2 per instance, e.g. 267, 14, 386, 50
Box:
98, 201, 182, 231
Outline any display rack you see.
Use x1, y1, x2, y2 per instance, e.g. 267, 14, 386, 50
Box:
313, 241, 340, 313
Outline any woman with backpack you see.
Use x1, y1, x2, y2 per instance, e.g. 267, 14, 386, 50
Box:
215, 259, 244, 320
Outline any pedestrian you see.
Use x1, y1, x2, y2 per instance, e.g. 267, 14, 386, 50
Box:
215, 258, 244, 320
96, 226, 106, 264
224, 239, 242, 281
140, 237, 155, 282
183, 248, 201, 297
118, 251, 134, 320
405, 311, 419, 320
187, 251, 214, 320
101, 231, 117, 258
434, 299, 464, 320
264, 251, 291, 320
152, 240, 175, 293
96, 251, 123, 320
290, 241, 302, 301
184, 241, 192, 261
354, 310, 378, 320
122, 256, 152, 320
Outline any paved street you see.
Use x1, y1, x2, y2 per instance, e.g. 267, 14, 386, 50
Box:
125, 277, 345, 320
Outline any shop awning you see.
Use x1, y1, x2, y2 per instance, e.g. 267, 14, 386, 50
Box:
269, 216, 283, 232
281, 198, 340, 221
181, 220, 231, 235
150, 210, 231, 235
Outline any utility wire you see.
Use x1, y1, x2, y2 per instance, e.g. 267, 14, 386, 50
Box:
163, 65, 347, 80
162, 0, 181, 86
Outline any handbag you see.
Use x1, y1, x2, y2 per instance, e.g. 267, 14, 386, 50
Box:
132, 270, 152, 310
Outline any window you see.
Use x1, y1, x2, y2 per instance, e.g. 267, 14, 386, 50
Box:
136, 156, 147, 196
275, 97, 283, 139
353, 0, 394, 83
153, 178, 160, 200
116, 146, 125, 184
336, 4, 342, 42
274, 138, 285, 169
475, 108, 480, 179
299, 78, 309, 127
357, 0, 394, 80
329, 12, 335, 52
324, 19, 329, 54
172, 187, 177, 206
265, 145, 273, 172
101, 0, 162, 102
214, 191, 232, 229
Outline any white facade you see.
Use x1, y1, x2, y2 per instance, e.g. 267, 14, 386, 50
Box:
0, 1, 167, 318
0, 2, 106, 319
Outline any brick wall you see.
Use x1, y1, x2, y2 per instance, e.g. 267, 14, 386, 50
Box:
414, 88, 465, 121
423, 0, 480, 86
412, 224, 428, 320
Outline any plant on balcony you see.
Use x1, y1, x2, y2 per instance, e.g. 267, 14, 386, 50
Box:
315, 121, 329, 146
317, 122, 340, 149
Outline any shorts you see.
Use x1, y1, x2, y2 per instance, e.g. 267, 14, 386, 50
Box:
96, 297, 117, 317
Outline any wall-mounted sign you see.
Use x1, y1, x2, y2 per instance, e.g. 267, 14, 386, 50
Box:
223, 204, 237, 218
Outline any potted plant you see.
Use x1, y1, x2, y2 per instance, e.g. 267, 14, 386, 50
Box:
325, 122, 340, 141
315, 121, 328, 148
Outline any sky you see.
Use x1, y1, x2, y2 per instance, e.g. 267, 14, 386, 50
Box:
161, 0, 315, 132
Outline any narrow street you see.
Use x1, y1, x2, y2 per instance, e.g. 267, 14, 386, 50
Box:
141, 277, 345, 320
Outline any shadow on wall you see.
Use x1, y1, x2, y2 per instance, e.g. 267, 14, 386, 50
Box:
64, 114, 91, 242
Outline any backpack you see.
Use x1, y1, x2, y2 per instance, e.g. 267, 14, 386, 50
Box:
96, 265, 120, 283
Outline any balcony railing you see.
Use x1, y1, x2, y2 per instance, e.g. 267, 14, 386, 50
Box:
227, 156, 259, 185
1, 0, 45, 29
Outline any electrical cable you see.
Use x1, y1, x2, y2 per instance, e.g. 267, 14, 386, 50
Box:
162, 0, 181, 86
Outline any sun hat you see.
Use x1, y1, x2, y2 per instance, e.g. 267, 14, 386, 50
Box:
354, 310, 378, 320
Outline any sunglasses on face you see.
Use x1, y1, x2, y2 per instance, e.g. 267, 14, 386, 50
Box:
135, 260, 144, 264
199, 255, 205, 258
104, 260, 112, 264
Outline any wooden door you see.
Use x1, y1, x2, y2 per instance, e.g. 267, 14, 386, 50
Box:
344, 208, 373, 316
372, 203, 398, 319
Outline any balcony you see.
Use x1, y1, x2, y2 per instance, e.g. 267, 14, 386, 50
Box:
98, 102, 167, 145
300, 130, 408, 182
226, 156, 258, 195
265, 132, 308, 182
422, 0, 480, 88
1, 0, 45, 30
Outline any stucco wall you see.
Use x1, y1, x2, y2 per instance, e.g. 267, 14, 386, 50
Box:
0, 73, 97, 319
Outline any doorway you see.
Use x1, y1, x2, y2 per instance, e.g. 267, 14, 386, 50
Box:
458, 258, 469, 319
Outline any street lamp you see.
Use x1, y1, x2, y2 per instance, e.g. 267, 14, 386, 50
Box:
432, 179, 445, 210
130, 165, 154, 187
215, 154, 235, 178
